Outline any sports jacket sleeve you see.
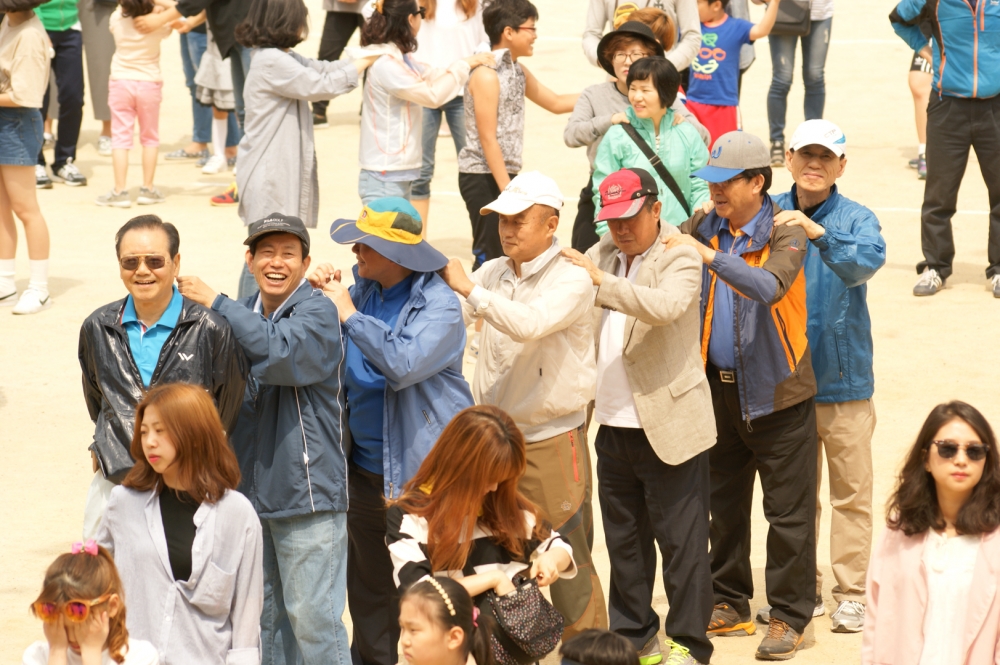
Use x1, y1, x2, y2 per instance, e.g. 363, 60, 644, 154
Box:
213, 294, 343, 388
263, 51, 360, 103
708, 220, 808, 305
889, 0, 932, 53
374, 56, 471, 109
812, 209, 887, 288
593, 244, 703, 326
78, 323, 102, 423
210, 319, 249, 436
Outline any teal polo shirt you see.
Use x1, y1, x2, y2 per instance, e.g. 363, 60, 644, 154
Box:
121, 286, 183, 387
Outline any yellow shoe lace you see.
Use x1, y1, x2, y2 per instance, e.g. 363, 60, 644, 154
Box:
664, 640, 692, 665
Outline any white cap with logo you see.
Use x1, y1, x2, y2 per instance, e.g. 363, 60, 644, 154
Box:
789, 119, 847, 157
481, 171, 565, 216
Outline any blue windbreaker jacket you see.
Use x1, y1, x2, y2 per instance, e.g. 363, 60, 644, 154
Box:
214, 282, 349, 519
891, 0, 1000, 99
774, 187, 886, 404
344, 268, 474, 499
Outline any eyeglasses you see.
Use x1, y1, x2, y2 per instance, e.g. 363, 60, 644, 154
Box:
613, 51, 651, 63
412, 6, 426, 17
515, 25, 537, 33
119, 254, 168, 271
32, 593, 113, 623
929, 440, 988, 462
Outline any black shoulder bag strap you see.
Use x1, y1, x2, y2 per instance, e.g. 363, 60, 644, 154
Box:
620, 122, 692, 217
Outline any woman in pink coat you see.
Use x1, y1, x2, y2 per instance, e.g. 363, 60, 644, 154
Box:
863, 401, 1000, 665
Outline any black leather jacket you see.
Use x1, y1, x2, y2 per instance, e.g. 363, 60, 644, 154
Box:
78, 296, 248, 482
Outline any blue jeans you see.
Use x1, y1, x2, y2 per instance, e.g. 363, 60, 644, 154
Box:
766, 17, 833, 143
260, 511, 351, 665
358, 170, 413, 205
230, 45, 253, 130
411, 95, 467, 200
180, 32, 240, 146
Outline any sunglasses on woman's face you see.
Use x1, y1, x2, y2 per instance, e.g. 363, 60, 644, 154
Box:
119, 254, 168, 271
413, 6, 427, 17
930, 439, 988, 462
32, 593, 112, 623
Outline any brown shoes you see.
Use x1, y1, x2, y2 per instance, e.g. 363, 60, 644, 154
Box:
755, 618, 804, 660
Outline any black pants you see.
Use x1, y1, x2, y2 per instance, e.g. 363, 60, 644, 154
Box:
571, 177, 600, 253
313, 12, 365, 116
920, 94, 1000, 279
596, 426, 714, 664
347, 464, 399, 665
39, 29, 84, 171
459, 171, 514, 270
707, 371, 818, 633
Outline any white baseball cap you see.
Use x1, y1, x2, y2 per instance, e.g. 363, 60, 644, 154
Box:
789, 119, 847, 157
481, 171, 564, 216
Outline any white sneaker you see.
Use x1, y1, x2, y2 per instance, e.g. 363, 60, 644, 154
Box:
201, 154, 227, 175
97, 135, 112, 156
0, 289, 16, 307
12, 288, 52, 314
830, 600, 865, 633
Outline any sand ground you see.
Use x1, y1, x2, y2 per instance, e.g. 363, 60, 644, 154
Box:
4, 0, 1000, 662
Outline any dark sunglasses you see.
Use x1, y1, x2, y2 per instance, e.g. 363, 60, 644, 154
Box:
413, 6, 426, 17
930, 439, 988, 462
120, 254, 168, 271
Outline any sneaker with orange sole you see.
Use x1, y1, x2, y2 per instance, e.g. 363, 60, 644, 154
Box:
707, 603, 756, 638
211, 183, 239, 207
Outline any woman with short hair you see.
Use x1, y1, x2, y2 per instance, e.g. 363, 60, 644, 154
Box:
863, 401, 1000, 665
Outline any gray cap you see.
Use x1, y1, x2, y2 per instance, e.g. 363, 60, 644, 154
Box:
694, 131, 770, 183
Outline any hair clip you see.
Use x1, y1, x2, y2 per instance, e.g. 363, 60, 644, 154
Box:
426, 577, 456, 616
375, 0, 385, 13
71, 540, 99, 556
472, 606, 479, 628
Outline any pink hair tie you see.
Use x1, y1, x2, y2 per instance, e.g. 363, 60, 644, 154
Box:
71, 540, 99, 556
472, 606, 479, 628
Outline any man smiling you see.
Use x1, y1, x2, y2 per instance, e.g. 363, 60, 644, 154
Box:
178, 213, 353, 665
78, 215, 247, 538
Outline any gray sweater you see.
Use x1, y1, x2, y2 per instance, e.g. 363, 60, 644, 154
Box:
564, 81, 711, 171
583, 0, 702, 71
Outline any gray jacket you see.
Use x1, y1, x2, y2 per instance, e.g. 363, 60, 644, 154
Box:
564, 81, 710, 170
323, 0, 364, 12
585, 225, 717, 465
583, 0, 702, 71
236, 48, 359, 228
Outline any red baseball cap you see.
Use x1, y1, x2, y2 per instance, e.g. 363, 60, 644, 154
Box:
595, 168, 659, 223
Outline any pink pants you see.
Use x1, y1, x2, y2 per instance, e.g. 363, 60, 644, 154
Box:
108, 79, 163, 149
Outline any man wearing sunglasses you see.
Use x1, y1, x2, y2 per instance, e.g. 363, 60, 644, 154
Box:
78, 214, 248, 539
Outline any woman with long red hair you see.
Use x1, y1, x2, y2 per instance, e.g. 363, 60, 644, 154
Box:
386, 405, 576, 602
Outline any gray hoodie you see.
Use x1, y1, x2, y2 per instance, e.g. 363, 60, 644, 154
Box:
564, 81, 710, 170
583, 0, 701, 71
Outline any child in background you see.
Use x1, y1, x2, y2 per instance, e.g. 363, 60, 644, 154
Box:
23, 541, 159, 665
560, 630, 640, 665
96, 0, 172, 208
398, 577, 494, 665
458, 0, 578, 270
194, 26, 237, 175
686, 0, 782, 144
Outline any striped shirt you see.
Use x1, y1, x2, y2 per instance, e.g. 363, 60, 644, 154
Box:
810, 0, 834, 21
386, 505, 577, 592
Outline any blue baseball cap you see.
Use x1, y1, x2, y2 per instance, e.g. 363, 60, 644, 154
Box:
694, 131, 771, 183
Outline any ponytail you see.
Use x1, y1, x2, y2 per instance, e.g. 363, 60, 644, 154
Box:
361, 0, 419, 53
402, 577, 495, 665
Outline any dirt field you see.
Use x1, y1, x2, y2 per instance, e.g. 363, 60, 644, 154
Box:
4, 0, 1000, 662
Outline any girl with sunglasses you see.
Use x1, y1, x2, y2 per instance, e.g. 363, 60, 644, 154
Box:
24, 541, 158, 664
863, 401, 1000, 665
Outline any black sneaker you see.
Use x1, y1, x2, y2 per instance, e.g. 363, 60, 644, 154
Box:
313, 112, 329, 129
770, 141, 785, 167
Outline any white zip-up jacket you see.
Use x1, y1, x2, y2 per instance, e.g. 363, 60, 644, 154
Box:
345, 43, 471, 173
460, 239, 597, 442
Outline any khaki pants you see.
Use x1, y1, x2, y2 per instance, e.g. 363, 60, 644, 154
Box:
815, 399, 876, 603
518, 425, 608, 639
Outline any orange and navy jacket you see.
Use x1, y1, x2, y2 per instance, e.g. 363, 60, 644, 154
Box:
679, 197, 817, 422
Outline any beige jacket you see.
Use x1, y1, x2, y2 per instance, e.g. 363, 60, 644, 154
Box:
462, 240, 596, 442
585, 226, 717, 465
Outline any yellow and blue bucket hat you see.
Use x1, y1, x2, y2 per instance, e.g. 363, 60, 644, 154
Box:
329, 197, 448, 272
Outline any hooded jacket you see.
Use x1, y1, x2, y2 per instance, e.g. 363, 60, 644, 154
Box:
680, 197, 817, 422
345, 268, 474, 498
773, 186, 885, 404
213, 282, 348, 519
78, 297, 248, 483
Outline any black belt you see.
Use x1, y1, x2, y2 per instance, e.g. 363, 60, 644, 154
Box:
707, 364, 737, 384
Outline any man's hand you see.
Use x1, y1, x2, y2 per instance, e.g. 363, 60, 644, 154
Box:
307, 263, 341, 288
773, 209, 825, 240
439, 258, 476, 297
664, 234, 716, 265
172, 17, 193, 33
560, 248, 604, 286
176, 276, 219, 308
134, 11, 168, 33
323, 279, 356, 323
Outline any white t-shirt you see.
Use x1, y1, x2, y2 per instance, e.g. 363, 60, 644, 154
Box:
917, 531, 979, 665
415, 0, 488, 72
810, 0, 834, 21
23, 639, 159, 665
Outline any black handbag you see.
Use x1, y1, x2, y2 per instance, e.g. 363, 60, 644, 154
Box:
620, 122, 692, 217
485, 575, 564, 665
770, 0, 811, 37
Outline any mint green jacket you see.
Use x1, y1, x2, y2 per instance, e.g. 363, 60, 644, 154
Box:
592, 106, 710, 234
35, 0, 79, 31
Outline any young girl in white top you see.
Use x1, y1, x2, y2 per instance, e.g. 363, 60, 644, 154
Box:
399, 577, 494, 665
97, 383, 263, 665
96, 0, 172, 208
23, 541, 159, 665
863, 401, 1000, 665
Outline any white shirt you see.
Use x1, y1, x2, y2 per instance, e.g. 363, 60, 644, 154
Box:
23, 640, 159, 665
810, 0, 834, 21
918, 530, 980, 665
594, 247, 651, 428
415, 0, 488, 72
